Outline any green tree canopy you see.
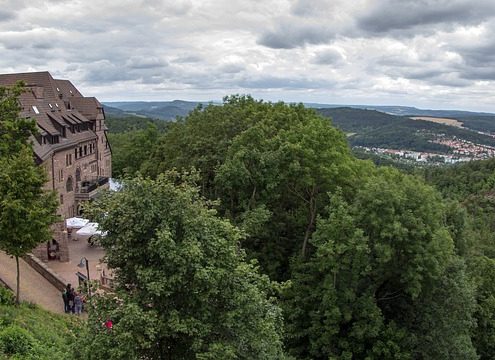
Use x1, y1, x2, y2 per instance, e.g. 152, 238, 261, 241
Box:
143, 95, 368, 280
108, 124, 161, 178
284, 168, 477, 359
81, 174, 286, 359
0, 82, 37, 156
215, 103, 365, 278
0, 83, 58, 304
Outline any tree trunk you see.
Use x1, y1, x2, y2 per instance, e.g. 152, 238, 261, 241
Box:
248, 185, 257, 210
301, 187, 317, 257
15, 255, 20, 305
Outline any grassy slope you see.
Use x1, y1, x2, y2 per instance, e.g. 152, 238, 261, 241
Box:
0, 287, 80, 359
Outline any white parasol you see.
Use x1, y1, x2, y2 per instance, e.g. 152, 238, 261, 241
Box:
75, 222, 105, 239
65, 217, 90, 229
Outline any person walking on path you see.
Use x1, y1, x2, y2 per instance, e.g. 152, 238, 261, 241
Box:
62, 287, 69, 313
74, 292, 83, 315
66, 284, 75, 313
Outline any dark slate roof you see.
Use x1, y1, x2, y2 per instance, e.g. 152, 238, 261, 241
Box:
0, 71, 101, 161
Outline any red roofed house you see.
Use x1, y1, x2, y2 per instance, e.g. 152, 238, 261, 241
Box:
0, 71, 112, 262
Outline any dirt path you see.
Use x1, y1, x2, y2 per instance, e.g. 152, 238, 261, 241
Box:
0, 251, 64, 314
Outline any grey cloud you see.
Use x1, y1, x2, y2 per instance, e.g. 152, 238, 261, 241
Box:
375, 55, 420, 68
0, 28, 65, 51
445, 32, 495, 80
2, 42, 23, 50
312, 49, 344, 65
463, 69, 495, 80
238, 76, 331, 90
258, 22, 335, 49
431, 74, 471, 87
140, 0, 194, 17
394, 67, 471, 87
219, 63, 245, 74
400, 68, 447, 81
173, 54, 202, 63
0, 10, 15, 22
358, 0, 495, 34
455, 42, 495, 68
32, 42, 54, 50
290, 0, 336, 17
380, 65, 447, 82
125, 56, 168, 69
370, 48, 473, 87
138, 75, 168, 84
2, 0, 495, 111
84, 62, 134, 83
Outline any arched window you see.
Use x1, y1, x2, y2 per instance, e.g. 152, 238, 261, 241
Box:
66, 176, 73, 192
75, 168, 81, 182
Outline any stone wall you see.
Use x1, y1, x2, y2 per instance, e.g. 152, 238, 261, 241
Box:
22, 253, 66, 292
32, 222, 69, 262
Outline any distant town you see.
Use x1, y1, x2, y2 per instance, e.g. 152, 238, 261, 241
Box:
358, 134, 495, 165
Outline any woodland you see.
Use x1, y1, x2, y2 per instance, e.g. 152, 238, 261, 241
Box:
2, 92, 495, 359
97, 96, 495, 359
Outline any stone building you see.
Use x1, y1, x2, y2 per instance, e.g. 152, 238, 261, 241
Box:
0, 71, 112, 262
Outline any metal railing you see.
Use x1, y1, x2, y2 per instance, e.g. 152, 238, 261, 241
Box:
78, 177, 109, 194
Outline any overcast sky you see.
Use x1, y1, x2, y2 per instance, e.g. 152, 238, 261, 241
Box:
1, 0, 495, 111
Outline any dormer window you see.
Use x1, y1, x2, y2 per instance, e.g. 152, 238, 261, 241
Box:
32, 105, 39, 114
55, 103, 59, 108
49, 103, 53, 109
56, 87, 60, 92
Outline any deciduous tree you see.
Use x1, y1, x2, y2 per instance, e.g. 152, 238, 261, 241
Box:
284, 168, 477, 359
81, 174, 286, 359
0, 83, 58, 304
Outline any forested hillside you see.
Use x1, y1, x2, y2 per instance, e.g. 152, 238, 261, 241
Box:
98, 96, 495, 359
454, 115, 495, 133
106, 115, 168, 134
318, 107, 495, 152
5, 90, 495, 359
423, 158, 495, 358
105, 115, 169, 178
104, 100, 202, 120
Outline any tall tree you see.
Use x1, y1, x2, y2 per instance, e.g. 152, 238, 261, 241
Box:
80, 174, 286, 359
215, 105, 365, 279
285, 168, 477, 359
468, 255, 495, 359
145, 96, 367, 280
109, 123, 161, 178
0, 83, 58, 304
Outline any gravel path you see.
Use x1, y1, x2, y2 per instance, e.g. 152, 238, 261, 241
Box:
0, 251, 64, 314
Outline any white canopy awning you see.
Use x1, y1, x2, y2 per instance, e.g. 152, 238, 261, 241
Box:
75, 222, 105, 239
65, 217, 90, 229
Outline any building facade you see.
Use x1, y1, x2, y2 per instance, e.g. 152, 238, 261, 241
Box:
0, 71, 112, 261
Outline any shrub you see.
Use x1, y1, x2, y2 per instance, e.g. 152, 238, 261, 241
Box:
0, 325, 35, 356
0, 287, 14, 306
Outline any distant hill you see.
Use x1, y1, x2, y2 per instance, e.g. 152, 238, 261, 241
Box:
306, 103, 494, 118
317, 107, 495, 153
103, 104, 129, 117
104, 101, 495, 127
103, 100, 209, 120
103, 100, 495, 155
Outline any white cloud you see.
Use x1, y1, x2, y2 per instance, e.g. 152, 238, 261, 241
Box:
0, 0, 494, 111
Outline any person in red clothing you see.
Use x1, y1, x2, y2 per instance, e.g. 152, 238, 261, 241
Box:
104, 319, 113, 330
